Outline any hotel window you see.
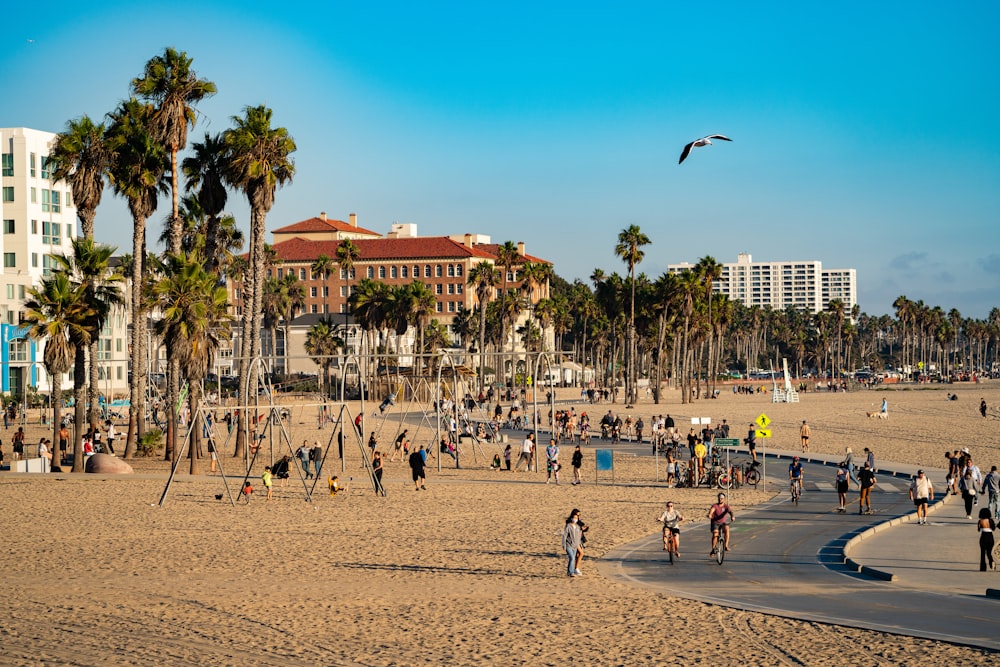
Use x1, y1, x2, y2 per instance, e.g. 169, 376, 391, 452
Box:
41, 156, 50, 179
401, 266, 408, 278
277, 268, 283, 279
447, 264, 455, 277
2, 187, 13, 202
455, 265, 463, 277
447, 284, 454, 294
448, 301, 456, 312
413, 265, 419, 277
435, 265, 443, 277
323, 287, 328, 297
4, 253, 16, 268
435, 284, 443, 294
299, 268, 306, 280
311, 305, 318, 313
30, 153, 36, 177
310, 287, 317, 298
43, 221, 61, 245
6, 285, 13, 299
30, 188, 36, 203
367, 267, 374, 278
435, 302, 442, 312
456, 284, 463, 294
31, 220, 38, 234
424, 265, 431, 278
17, 285, 25, 299
1, 153, 12, 176
378, 266, 386, 279
2, 219, 13, 234
41, 189, 60, 212
390, 266, 397, 278
340, 286, 347, 297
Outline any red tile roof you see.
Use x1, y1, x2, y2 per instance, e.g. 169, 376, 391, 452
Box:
272, 236, 483, 262
471, 243, 549, 264
272, 216, 381, 237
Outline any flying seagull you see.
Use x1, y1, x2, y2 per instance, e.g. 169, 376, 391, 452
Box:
679, 134, 732, 164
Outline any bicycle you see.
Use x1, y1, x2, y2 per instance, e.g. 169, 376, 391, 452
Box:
790, 477, 803, 505
740, 459, 761, 488
665, 528, 680, 565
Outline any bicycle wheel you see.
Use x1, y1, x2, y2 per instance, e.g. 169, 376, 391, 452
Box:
668, 542, 675, 565
745, 469, 760, 487
715, 541, 725, 565
719, 473, 733, 490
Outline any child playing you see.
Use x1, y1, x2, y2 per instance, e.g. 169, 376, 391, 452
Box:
261, 466, 273, 501
241, 480, 254, 503
329, 475, 345, 496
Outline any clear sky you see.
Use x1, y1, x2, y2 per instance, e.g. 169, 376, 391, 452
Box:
3, 1, 998, 318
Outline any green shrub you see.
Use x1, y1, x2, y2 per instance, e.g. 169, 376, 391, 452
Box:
137, 428, 163, 457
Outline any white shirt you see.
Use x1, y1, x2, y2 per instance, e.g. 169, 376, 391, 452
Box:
911, 476, 933, 499
521, 438, 533, 454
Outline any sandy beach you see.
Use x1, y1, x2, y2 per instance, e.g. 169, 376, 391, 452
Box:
2, 381, 998, 665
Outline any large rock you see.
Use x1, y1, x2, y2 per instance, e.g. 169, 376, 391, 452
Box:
85, 454, 134, 474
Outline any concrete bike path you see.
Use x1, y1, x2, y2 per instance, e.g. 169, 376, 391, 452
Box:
599, 453, 1000, 651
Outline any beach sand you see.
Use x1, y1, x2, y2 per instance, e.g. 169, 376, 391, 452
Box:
1, 381, 997, 665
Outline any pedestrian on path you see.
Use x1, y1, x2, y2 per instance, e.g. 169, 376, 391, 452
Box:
983, 465, 1000, 522
799, 420, 810, 452
858, 462, 877, 514
835, 463, 850, 512
960, 469, 979, 519
909, 470, 934, 525
976, 508, 996, 571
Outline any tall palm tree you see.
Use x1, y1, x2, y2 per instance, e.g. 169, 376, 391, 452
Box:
48, 115, 110, 239
48, 115, 114, 432
23, 273, 92, 472
467, 262, 500, 390
153, 252, 232, 475
495, 241, 519, 384
615, 225, 650, 405
311, 253, 334, 315
407, 280, 437, 375
694, 256, 723, 397
335, 239, 361, 337
280, 273, 306, 376
181, 132, 228, 274
53, 239, 124, 439
131, 47, 217, 255
305, 317, 343, 398
106, 98, 167, 458
222, 105, 295, 457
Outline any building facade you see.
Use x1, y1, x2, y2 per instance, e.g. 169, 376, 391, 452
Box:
668, 253, 858, 315
1, 127, 129, 399
230, 213, 553, 375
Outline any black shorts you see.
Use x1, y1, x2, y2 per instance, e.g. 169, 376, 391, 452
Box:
411, 468, 425, 481
913, 497, 928, 507
711, 521, 729, 532
663, 526, 680, 535
836, 480, 849, 493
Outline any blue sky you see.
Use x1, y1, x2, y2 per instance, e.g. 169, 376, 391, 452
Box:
3, 1, 998, 318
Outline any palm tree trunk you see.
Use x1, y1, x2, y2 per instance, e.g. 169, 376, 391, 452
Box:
125, 218, 147, 459
72, 348, 86, 469
88, 340, 101, 436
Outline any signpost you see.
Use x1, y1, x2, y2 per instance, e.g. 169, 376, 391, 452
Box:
754, 413, 772, 491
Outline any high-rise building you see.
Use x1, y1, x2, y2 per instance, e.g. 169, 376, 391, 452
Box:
667, 253, 857, 315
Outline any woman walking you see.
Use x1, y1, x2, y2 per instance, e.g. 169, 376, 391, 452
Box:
977, 508, 996, 571
571, 445, 583, 485
562, 509, 584, 577
961, 470, 979, 519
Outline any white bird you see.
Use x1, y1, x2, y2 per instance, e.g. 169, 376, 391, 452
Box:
679, 134, 732, 164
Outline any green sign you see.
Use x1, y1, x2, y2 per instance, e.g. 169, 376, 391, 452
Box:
715, 438, 740, 448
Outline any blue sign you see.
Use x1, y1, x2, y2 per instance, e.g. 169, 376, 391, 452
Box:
595, 449, 613, 471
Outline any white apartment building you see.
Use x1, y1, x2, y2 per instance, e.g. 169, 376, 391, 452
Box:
0, 127, 129, 400
667, 253, 857, 315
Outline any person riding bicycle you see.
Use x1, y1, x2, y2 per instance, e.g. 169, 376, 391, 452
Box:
708, 493, 734, 556
657, 501, 684, 556
789, 456, 804, 496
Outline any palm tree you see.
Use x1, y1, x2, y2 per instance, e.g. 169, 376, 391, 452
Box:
23, 273, 92, 472
280, 273, 306, 376
694, 256, 723, 397
467, 262, 500, 391
335, 239, 361, 337
131, 47, 216, 255
152, 252, 232, 475
48, 115, 114, 433
305, 317, 344, 397
615, 225, 650, 405
53, 239, 124, 438
495, 241, 519, 383
181, 132, 228, 274
311, 254, 335, 315
106, 98, 167, 457
407, 280, 437, 375
48, 115, 110, 239
223, 105, 295, 457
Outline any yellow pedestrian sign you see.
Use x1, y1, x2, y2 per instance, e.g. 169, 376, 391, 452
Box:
755, 413, 771, 429
756, 428, 772, 439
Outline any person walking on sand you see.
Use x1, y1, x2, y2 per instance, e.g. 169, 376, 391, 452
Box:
409, 445, 427, 491
799, 420, 811, 452
909, 470, 934, 525
371, 451, 384, 494
575, 512, 589, 575
858, 462, 877, 514
977, 508, 996, 571
515, 433, 534, 471
562, 509, 584, 577
389, 429, 408, 462
503, 443, 512, 471
881, 396, 888, 415
546, 438, 560, 485
571, 445, 583, 485
980, 398, 988, 418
